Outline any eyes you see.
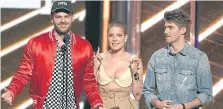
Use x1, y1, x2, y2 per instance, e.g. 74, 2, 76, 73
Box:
55, 15, 71, 19
164, 26, 174, 30
108, 33, 124, 37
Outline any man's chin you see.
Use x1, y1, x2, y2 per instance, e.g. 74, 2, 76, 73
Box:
165, 41, 172, 44
59, 32, 67, 35
55, 29, 70, 35
165, 41, 170, 43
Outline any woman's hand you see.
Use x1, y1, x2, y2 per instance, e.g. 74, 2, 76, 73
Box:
94, 47, 103, 72
130, 51, 141, 74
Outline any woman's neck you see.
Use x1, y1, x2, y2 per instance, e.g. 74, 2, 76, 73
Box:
109, 48, 126, 58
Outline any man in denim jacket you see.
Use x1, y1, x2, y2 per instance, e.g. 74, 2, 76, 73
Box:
143, 9, 212, 109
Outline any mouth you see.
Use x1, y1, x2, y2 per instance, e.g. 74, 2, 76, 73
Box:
59, 24, 68, 28
112, 43, 119, 46
60, 26, 67, 28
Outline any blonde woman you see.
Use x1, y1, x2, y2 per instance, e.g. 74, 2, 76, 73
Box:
94, 21, 143, 109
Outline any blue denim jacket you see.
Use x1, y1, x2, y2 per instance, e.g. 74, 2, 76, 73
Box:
143, 42, 213, 109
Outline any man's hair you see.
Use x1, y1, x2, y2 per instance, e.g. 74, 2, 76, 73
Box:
107, 21, 127, 35
164, 9, 191, 28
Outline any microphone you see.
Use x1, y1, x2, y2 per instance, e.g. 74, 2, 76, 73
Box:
61, 34, 70, 52
63, 34, 70, 45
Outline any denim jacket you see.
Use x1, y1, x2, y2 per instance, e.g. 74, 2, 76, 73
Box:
143, 42, 213, 109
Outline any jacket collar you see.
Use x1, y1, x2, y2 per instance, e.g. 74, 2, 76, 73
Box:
167, 41, 190, 56
49, 29, 76, 46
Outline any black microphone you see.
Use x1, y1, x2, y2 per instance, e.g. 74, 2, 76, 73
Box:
63, 34, 70, 45
61, 34, 70, 52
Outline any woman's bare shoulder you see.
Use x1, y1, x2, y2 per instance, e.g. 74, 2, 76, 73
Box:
125, 52, 133, 59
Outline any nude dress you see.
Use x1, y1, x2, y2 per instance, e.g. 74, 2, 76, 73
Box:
95, 54, 138, 109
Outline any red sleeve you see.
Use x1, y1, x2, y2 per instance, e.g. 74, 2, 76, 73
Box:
7, 38, 34, 101
83, 42, 103, 108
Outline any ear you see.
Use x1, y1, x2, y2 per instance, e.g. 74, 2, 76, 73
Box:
180, 27, 186, 35
50, 15, 53, 23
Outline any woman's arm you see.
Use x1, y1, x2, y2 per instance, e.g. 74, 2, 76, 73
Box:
131, 52, 143, 100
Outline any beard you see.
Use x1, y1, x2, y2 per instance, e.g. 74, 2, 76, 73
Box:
54, 23, 72, 36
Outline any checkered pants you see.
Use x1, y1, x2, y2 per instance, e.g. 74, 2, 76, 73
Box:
43, 40, 76, 109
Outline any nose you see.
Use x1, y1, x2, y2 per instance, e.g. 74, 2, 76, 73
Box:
112, 35, 117, 41
61, 17, 65, 23
164, 28, 168, 35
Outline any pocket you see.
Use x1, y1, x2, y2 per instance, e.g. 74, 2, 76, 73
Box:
177, 70, 195, 86
155, 69, 168, 93
179, 70, 193, 76
155, 69, 168, 83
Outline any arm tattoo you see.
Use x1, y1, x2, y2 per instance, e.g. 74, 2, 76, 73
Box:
134, 72, 139, 81
136, 92, 140, 96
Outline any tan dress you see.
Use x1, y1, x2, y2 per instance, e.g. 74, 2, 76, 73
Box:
99, 86, 137, 109
96, 54, 138, 109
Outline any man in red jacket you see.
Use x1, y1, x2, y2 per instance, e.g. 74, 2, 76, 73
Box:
1, 1, 104, 109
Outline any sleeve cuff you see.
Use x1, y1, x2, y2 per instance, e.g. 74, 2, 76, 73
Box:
144, 94, 158, 108
7, 87, 16, 97
196, 93, 211, 105
93, 103, 103, 108
5, 88, 15, 101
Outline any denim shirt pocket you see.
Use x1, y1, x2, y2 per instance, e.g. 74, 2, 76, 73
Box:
155, 69, 168, 93
177, 70, 195, 86
155, 69, 168, 83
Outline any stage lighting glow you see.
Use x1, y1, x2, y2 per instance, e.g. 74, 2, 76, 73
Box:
16, 99, 33, 109
0, 10, 85, 58
141, 0, 189, 32
0, 26, 54, 57
0, 77, 12, 90
0, 10, 41, 32
73, 10, 86, 22
199, 17, 223, 42
1, 1, 77, 32
213, 78, 223, 97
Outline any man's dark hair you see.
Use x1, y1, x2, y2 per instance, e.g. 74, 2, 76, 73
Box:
164, 9, 191, 28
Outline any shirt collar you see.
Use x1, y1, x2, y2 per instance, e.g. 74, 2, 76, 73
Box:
167, 41, 190, 56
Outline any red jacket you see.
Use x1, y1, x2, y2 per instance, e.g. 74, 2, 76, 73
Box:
7, 29, 103, 108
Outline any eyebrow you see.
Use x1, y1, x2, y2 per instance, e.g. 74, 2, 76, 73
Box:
164, 25, 173, 28
108, 32, 123, 34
